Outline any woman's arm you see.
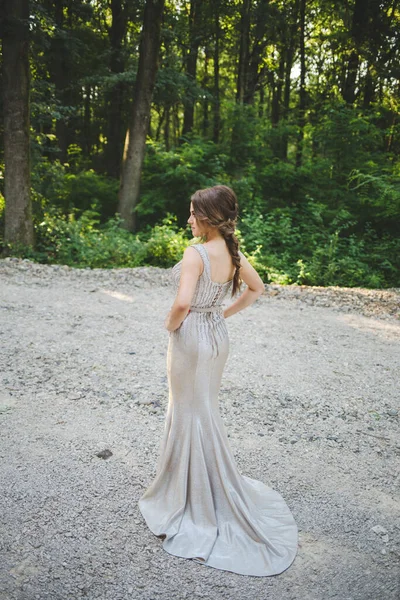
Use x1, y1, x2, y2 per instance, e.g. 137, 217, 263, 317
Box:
165, 247, 203, 332
223, 252, 265, 319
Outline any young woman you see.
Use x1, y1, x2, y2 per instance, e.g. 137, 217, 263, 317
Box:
139, 185, 298, 576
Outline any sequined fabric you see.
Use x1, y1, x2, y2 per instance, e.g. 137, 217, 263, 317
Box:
138, 244, 298, 576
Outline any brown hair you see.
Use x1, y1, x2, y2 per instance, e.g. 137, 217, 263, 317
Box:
191, 185, 242, 296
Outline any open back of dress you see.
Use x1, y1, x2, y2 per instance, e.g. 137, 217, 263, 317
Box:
138, 243, 298, 576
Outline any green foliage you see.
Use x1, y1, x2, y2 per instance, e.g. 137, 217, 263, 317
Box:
347, 169, 400, 223
139, 138, 229, 225
135, 215, 190, 268
31, 159, 119, 220
239, 200, 400, 288
4, 199, 398, 288
5, 208, 190, 270
0, 192, 5, 222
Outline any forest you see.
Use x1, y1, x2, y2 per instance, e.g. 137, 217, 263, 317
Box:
1, 0, 399, 288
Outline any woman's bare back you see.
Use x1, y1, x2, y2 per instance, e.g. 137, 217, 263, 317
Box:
203, 241, 236, 284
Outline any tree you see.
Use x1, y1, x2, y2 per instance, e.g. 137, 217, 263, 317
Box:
236, 0, 251, 104
213, 0, 221, 143
295, 0, 306, 168
342, 0, 369, 105
118, 0, 165, 231
2, 0, 34, 247
105, 0, 128, 177
182, 0, 203, 136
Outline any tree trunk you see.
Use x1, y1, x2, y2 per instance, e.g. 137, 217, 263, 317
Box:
363, 1, 384, 110
270, 56, 285, 127
282, 0, 300, 159
173, 104, 180, 146
155, 107, 165, 141
164, 105, 170, 150
270, 54, 285, 158
363, 64, 375, 109
105, 0, 128, 178
236, 0, 251, 104
258, 85, 264, 117
51, 1, 70, 163
202, 46, 211, 137
182, 0, 202, 136
3, 0, 34, 247
118, 0, 165, 231
295, 0, 306, 168
243, 0, 269, 105
83, 85, 91, 157
213, 0, 221, 143
343, 0, 369, 104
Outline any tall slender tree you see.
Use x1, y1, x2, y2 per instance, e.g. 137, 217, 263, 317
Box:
342, 0, 369, 105
213, 0, 221, 143
182, 0, 202, 136
105, 0, 128, 177
2, 0, 34, 247
118, 0, 165, 231
243, 0, 269, 105
296, 0, 306, 168
49, 0, 70, 162
282, 0, 299, 159
236, 0, 251, 104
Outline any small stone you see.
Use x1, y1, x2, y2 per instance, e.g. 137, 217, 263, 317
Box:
386, 409, 398, 417
95, 449, 113, 460
371, 525, 388, 535
382, 534, 389, 543
138, 398, 152, 405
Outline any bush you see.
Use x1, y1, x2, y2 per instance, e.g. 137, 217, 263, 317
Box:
136, 215, 190, 268
31, 158, 119, 220
3, 201, 399, 288
139, 138, 229, 227
239, 199, 400, 288
4, 208, 190, 270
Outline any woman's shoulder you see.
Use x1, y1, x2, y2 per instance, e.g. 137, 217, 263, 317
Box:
181, 244, 205, 265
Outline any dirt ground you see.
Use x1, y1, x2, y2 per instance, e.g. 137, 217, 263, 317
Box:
1, 258, 399, 600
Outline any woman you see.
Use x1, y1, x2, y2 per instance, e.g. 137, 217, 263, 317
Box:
139, 185, 298, 577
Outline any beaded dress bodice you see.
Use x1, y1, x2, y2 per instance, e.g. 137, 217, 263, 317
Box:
171, 244, 233, 311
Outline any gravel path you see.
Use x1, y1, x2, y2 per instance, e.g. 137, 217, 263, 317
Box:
1, 258, 399, 600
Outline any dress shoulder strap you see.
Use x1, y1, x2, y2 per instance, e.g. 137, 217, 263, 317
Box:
191, 244, 211, 277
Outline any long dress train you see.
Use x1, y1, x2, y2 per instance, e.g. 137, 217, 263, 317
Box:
138, 243, 298, 576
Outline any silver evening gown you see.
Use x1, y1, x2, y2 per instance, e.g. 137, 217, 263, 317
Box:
138, 243, 298, 576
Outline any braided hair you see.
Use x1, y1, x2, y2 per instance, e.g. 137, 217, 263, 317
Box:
191, 185, 242, 296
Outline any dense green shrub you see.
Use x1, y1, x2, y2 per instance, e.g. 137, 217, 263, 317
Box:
31, 158, 119, 220
138, 138, 229, 226
4, 208, 191, 270
239, 199, 400, 288
3, 203, 398, 288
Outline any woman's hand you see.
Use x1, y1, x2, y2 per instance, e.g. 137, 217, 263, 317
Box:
165, 310, 186, 332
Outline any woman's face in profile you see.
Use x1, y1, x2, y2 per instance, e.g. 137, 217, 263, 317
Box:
188, 202, 204, 237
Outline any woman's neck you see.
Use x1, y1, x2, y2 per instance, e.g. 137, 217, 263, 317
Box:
204, 228, 223, 242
